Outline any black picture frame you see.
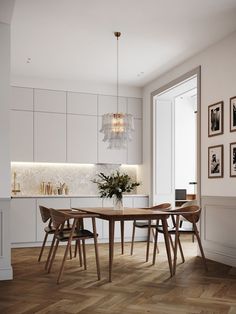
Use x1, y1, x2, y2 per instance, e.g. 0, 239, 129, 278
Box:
208, 101, 224, 137
208, 145, 223, 178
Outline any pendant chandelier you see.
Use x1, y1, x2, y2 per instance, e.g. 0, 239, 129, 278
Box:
100, 32, 134, 149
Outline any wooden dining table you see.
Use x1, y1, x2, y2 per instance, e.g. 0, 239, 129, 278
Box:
73, 207, 173, 282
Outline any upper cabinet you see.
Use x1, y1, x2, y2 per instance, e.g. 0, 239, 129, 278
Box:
11, 87, 33, 111
34, 89, 66, 113
67, 92, 97, 115
10, 87, 143, 164
98, 95, 127, 115
128, 98, 142, 119
67, 114, 97, 164
10, 110, 34, 161
127, 119, 142, 164
34, 112, 66, 162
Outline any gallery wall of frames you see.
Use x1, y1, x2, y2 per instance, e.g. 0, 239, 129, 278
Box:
208, 96, 236, 178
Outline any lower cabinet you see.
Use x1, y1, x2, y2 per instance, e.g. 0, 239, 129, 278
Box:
11, 196, 149, 247
11, 198, 36, 244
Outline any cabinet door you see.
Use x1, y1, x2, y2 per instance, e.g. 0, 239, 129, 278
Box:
34, 112, 66, 162
127, 119, 142, 164
11, 87, 33, 111
11, 199, 36, 243
36, 198, 71, 242
70, 198, 103, 240
98, 95, 127, 116
128, 98, 142, 119
97, 117, 127, 164
67, 92, 97, 115
67, 114, 97, 163
10, 110, 34, 161
34, 89, 66, 113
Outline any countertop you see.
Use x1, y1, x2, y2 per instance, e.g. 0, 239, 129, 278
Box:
11, 194, 148, 199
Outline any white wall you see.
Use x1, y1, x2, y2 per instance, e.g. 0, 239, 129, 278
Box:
141, 30, 236, 198
0, 21, 12, 280
0, 22, 11, 198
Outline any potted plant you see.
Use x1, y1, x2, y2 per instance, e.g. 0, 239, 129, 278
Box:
92, 171, 140, 210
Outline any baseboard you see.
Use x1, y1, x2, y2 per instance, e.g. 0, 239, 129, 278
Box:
205, 249, 236, 268
0, 266, 13, 280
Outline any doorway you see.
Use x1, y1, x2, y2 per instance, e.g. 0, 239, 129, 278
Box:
151, 67, 201, 207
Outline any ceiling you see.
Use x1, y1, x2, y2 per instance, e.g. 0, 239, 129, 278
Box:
11, 0, 236, 87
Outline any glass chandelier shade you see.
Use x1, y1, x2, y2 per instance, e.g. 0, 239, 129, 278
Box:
100, 32, 135, 149
100, 113, 134, 149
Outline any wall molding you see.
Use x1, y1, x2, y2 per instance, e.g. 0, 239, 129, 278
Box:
201, 195, 236, 267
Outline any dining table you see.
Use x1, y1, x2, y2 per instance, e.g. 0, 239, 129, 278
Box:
73, 206, 173, 282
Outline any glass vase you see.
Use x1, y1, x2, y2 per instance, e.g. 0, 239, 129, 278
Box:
113, 195, 123, 210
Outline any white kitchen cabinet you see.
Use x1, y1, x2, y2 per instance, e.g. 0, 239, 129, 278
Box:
97, 117, 127, 164
11, 87, 33, 111
11, 198, 36, 244
34, 112, 66, 162
128, 98, 142, 119
67, 114, 97, 164
127, 119, 142, 164
36, 198, 71, 242
98, 95, 127, 115
10, 110, 34, 161
67, 92, 97, 115
34, 89, 66, 113
70, 198, 103, 240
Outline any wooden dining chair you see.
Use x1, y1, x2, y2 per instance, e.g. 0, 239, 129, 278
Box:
153, 205, 208, 273
47, 208, 101, 284
130, 202, 171, 262
38, 206, 74, 270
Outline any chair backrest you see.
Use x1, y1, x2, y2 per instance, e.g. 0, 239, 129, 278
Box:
49, 208, 67, 230
151, 203, 171, 211
177, 205, 200, 223
180, 200, 197, 208
39, 205, 51, 223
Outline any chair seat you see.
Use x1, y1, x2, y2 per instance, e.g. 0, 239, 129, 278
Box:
134, 221, 161, 228
56, 229, 95, 241
157, 226, 193, 233
44, 224, 72, 234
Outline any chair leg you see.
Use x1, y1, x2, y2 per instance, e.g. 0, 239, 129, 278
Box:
57, 220, 77, 284
74, 241, 77, 258
82, 239, 87, 270
45, 235, 56, 270
48, 239, 59, 273
193, 221, 208, 271
151, 228, 159, 253
69, 245, 72, 259
92, 217, 101, 280
77, 240, 83, 267
146, 220, 151, 262
177, 236, 185, 263
130, 221, 136, 255
38, 232, 48, 262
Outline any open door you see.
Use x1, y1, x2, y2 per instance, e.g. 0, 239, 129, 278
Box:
152, 98, 175, 207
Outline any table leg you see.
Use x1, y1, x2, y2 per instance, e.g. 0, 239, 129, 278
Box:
161, 217, 173, 277
120, 220, 124, 255
109, 219, 115, 282
173, 215, 180, 275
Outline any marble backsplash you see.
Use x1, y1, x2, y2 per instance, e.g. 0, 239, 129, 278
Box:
11, 163, 138, 196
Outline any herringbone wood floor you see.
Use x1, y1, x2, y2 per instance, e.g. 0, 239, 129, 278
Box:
0, 239, 236, 314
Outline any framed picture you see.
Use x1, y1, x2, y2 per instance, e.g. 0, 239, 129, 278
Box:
208, 101, 224, 137
230, 96, 236, 132
230, 142, 236, 177
208, 145, 223, 178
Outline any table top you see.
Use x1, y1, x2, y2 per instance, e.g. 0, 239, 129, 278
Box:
72, 207, 171, 220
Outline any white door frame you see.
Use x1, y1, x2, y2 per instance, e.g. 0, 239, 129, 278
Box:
150, 66, 201, 206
